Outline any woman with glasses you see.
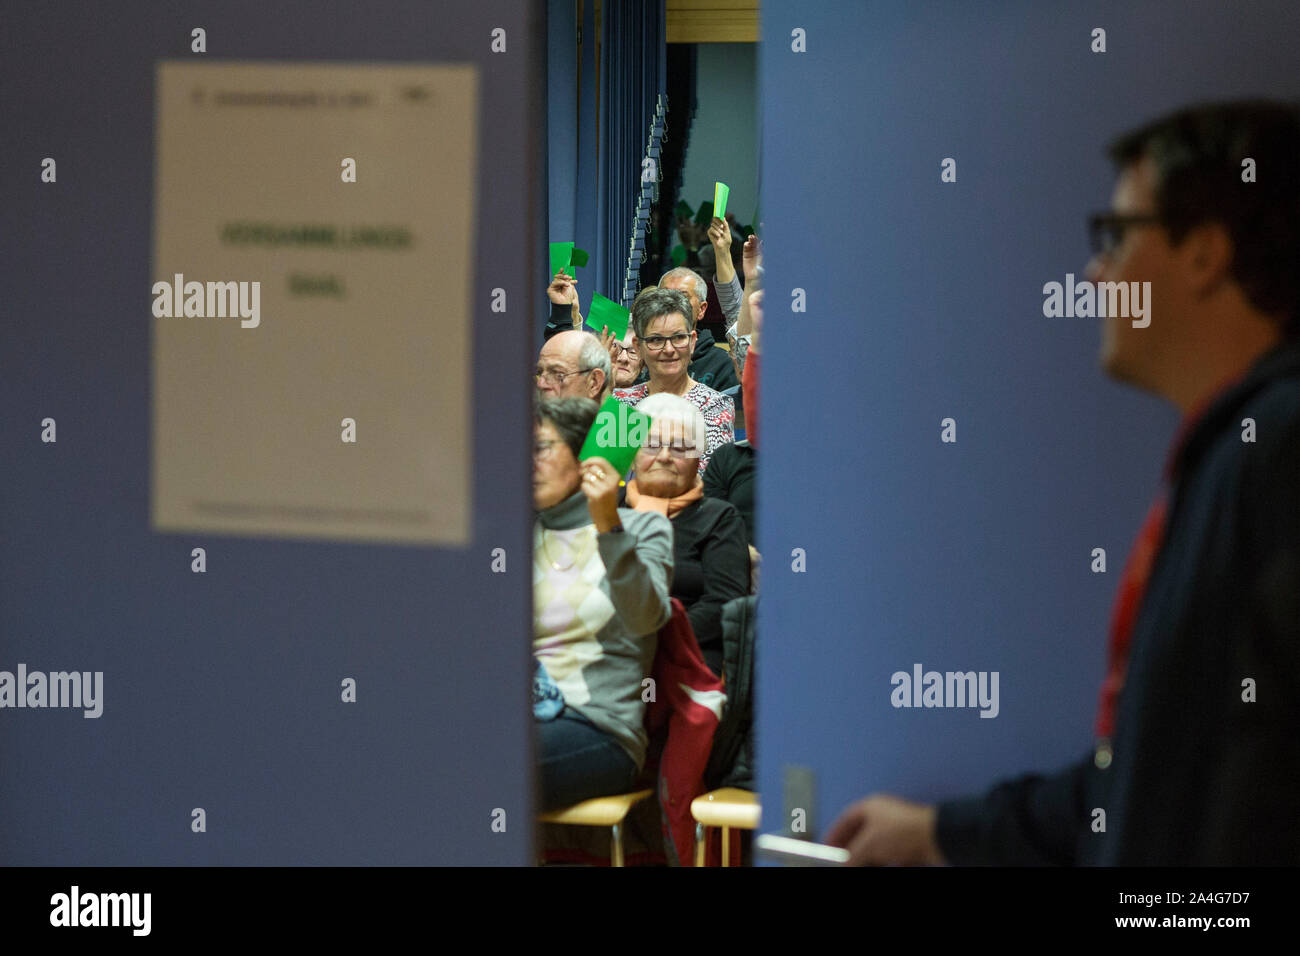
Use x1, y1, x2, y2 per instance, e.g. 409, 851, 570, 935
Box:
621, 393, 749, 678
613, 287, 735, 475
532, 396, 674, 811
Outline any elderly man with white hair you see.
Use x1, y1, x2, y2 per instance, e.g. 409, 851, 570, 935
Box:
535, 329, 613, 401
621, 392, 749, 677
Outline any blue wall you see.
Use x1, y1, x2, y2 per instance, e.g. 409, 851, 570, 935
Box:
755, 0, 1300, 842
678, 42, 758, 231
0, 0, 543, 865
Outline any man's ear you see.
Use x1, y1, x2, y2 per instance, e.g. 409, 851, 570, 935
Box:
590, 368, 607, 398
1182, 220, 1235, 295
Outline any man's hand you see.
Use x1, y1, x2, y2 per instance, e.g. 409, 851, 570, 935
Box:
579, 456, 622, 531
707, 216, 732, 256
742, 234, 762, 284
547, 271, 578, 305
823, 794, 947, 866
708, 217, 736, 284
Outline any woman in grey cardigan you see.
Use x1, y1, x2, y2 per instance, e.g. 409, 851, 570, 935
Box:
533, 396, 674, 811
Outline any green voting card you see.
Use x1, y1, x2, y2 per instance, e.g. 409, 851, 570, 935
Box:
579, 395, 651, 477
585, 293, 630, 340
713, 181, 730, 219
549, 241, 574, 278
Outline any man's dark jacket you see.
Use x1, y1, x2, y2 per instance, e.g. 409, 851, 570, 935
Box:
689, 329, 739, 392
936, 339, 1300, 865
543, 301, 576, 339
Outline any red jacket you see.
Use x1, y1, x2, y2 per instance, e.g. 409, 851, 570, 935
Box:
742, 348, 759, 448
645, 599, 726, 865
542, 599, 725, 866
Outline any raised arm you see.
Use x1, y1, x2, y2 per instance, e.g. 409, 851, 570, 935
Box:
547, 271, 583, 330
579, 455, 673, 634
726, 236, 762, 378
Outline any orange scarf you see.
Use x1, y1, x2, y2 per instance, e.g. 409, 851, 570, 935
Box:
624, 477, 704, 518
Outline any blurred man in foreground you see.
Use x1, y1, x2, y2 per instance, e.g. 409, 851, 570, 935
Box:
828, 100, 1300, 866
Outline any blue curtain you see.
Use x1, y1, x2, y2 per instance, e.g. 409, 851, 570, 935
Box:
546, 0, 578, 247
548, 0, 666, 324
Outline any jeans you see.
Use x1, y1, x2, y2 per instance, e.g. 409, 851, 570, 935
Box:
537, 707, 638, 812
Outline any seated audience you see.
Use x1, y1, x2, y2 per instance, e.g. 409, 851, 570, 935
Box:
614, 287, 735, 474
622, 393, 749, 677
533, 397, 674, 811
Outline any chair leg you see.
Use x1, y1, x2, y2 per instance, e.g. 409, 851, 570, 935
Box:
694, 823, 706, 867
722, 827, 730, 868
611, 822, 625, 867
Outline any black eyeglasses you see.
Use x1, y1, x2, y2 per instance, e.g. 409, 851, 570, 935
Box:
1088, 212, 1161, 256
641, 332, 692, 352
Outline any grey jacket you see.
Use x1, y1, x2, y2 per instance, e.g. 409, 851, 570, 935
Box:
534, 491, 674, 769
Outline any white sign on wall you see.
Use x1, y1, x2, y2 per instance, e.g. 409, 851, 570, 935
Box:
152, 61, 478, 546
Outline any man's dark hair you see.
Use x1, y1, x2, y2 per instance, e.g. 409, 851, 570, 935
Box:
535, 396, 599, 459
631, 287, 694, 339
1108, 99, 1300, 336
